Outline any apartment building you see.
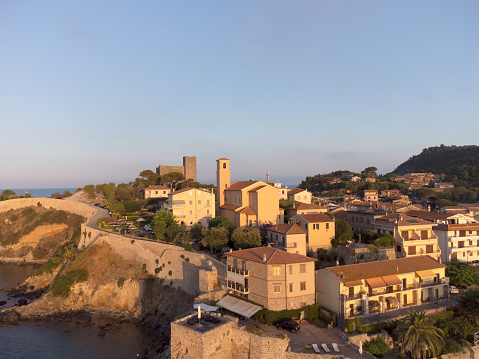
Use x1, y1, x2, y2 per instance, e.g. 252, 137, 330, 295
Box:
289, 213, 335, 250
285, 203, 327, 218
316, 256, 448, 327
346, 211, 384, 233
287, 188, 312, 204
372, 213, 441, 261
144, 185, 171, 199
364, 190, 378, 203
166, 187, 215, 227
226, 246, 316, 311
266, 223, 307, 256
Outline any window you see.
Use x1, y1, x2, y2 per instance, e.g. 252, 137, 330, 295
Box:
273, 284, 281, 293
189, 210, 193, 215
326, 223, 329, 230
289, 283, 293, 292
206, 210, 210, 216
198, 200, 201, 205
289, 265, 293, 275
206, 200, 210, 206
189, 201, 192, 205
300, 264, 306, 273
223, 163, 226, 169
273, 266, 281, 275
300, 282, 306, 291
313, 223, 319, 230
408, 246, 416, 255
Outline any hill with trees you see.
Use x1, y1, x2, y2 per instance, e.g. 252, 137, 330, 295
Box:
393, 145, 479, 187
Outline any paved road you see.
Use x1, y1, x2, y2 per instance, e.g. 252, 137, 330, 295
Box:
65, 191, 109, 229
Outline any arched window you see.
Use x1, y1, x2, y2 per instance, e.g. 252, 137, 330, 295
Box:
223, 163, 226, 169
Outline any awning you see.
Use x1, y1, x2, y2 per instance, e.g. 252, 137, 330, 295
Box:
386, 297, 399, 305
365, 277, 387, 289
216, 296, 262, 318
344, 280, 362, 287
416, 270, 436, 280
382, 275, 402, 286
369, 300, 380, 308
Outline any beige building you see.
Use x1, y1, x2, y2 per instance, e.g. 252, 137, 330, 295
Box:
346, 211, 384, 233
266, 224, 307, 256
372, 213, 441, 261
144, 185, 171, 199
364, 190, 378, 203
166, 187, 215, 227
216, 158, 284, 227
284, 203, 327, 218
226, 246, 316, 311
287, 188, 312, 204
406, 210, 479, 264
316, 256, 448, 328
289, 213, 334, 250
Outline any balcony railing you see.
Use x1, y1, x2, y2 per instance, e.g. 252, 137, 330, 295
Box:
227, 281, 249, 294
227, 266, 249, 276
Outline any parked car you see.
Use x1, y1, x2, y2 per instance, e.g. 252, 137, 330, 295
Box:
276, 321, 300, 332
449, 285, 459, 294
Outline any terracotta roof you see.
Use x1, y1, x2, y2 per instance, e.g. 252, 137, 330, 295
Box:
227, 246, 315, 264
267, 223, 306, 235
220, 204, 241, 211
372, 213, 434, 227
238, 206, 256, 215
293, 213, 334, 223
226, 181, 259, 191
288, 188, 307, 195
217, 157, 230, 161
171, 187, 195, 195
405, 210, 451, 222
145, 185, 169, 190
285, 203, 327, 211
248, 185, 269, 192
327, 256, 445, 283
333, 210, 348, 220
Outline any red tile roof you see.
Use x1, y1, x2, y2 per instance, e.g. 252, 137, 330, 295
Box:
327, 256, 445, 282
288, 188, 307, 195
293, 213, 334, 223
267, 223, 306, 235
220, 204, 241, 210
217, 157, 230, 161
226, 181, 259, 191
238, 206, 256, 215
285, 203, 327, 211
372, 213, 435, 227
145, 185, 169, 190
227, 246, 315, 264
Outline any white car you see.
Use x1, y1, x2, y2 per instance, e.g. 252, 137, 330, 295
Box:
449, 286, 459, 294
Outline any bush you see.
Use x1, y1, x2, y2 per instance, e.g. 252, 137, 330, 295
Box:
117, 277, 126, 288
52, 269, 88, 297
183, 243, 192, 251
168, 270, 172, 276
345, 318, 355, 333
35, 256, 64, 276
363, 336, 390, 356
355, 317, 362, 332
185, 258, 190, 262
37, 202, 42, 207
155, 259, 159, 265
131, 240, 135, 244
362, 322, 388, 334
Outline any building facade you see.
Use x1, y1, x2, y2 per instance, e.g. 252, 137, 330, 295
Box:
166, 187, 215, 227
144, 185, 171, 199
287, 188, 312, 204
316, 256, 448, 328
289, 213, 334, 250
226, 246, 316, 311
266, 223, 307, 256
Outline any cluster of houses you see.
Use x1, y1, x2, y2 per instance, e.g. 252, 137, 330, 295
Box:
144, 157, 479, 327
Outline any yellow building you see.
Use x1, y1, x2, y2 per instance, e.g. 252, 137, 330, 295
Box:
289, 213, 334, 250
285, 203, 327, 218
144, 185, 171, 199
216, 158, 284, 227
266, 223, 307, 256
226, 246, 316, 311
316, 256, 448, 328
166, 187, 215, 227
372, 213, 441, 261
287, 188, 312, 204
363, 190, 378, 202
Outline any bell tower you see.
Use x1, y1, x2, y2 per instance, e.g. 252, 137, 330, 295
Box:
216, 158, 230, 214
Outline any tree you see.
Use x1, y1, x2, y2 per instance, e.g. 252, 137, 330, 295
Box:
446, 260, 479, 288
374, 234, 396, 248
457, 288, 479, 319
397, 310, 444, 359
417, 188, 436, 205
83, 185, 96, 199
231, 227, 261, 249
62, 190, 72, 198
136, 169, 160, 187
363, 336, 391, 356
361, 166, 378, 178
333, 218, 353, 245
190, 223, 203, 240
0, 189, 17, 201
160, 172, 184, 191
202, 227, 229, 253
151, 209, 186, 243
208, 216, 235, 233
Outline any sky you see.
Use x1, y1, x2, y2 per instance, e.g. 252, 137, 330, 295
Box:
1, 1, 478, 188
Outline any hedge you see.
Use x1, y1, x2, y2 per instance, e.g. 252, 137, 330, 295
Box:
52, 269, 89, 297
252, 303, 337, 327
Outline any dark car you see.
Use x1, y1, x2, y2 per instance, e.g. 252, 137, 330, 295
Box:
276, 320, 300, 332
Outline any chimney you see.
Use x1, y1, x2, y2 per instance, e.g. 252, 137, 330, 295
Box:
263, 254, 267, 262
229, 249, 232, 253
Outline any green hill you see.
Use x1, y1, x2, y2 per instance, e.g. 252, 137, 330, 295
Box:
392, 145, 479, 187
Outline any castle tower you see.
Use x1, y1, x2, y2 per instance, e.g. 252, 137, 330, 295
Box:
183, 156, 197, 182
216, 158, 230, 214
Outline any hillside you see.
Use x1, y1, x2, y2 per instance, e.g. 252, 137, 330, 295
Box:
392, 145, 479, 187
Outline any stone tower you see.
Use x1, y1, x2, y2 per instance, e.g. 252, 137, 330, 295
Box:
216, 158, 230, 214
183, 156, 197, 182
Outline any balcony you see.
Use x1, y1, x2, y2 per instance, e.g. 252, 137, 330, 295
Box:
227, 266, 249, 276
227, 266, 249, 286
227, 281, 249, 294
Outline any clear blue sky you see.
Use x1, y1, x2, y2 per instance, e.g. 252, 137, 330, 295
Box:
1, 1, 478, 188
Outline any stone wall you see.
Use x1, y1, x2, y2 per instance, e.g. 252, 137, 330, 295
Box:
79, 225, 226, 296
338, 244, 396, 265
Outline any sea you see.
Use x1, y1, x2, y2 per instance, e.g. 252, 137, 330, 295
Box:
0, 264, 148, 359
1, 188, 79, 198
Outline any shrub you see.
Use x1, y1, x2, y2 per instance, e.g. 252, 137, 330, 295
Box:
155, 268, 160, 274
183, 243, 192, 251
185, 258, 190, 263
10, 214, 18, 221
52, 269, 88, 297
131, 240, 135, 244
363, 336, 390, 356
35, 256, 64, 276
142, 263, 147, 272
355, 317, 362, 332
180, 254, 185, 259
21, 207, 37, 220
37, 202, 42, 207
345, 318, 355, 333
117, 277, 126, 288
155, 259, 159, 265
168, 270, 172, 276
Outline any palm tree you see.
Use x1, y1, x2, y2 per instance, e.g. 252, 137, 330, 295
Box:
397, 310, 444, 359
